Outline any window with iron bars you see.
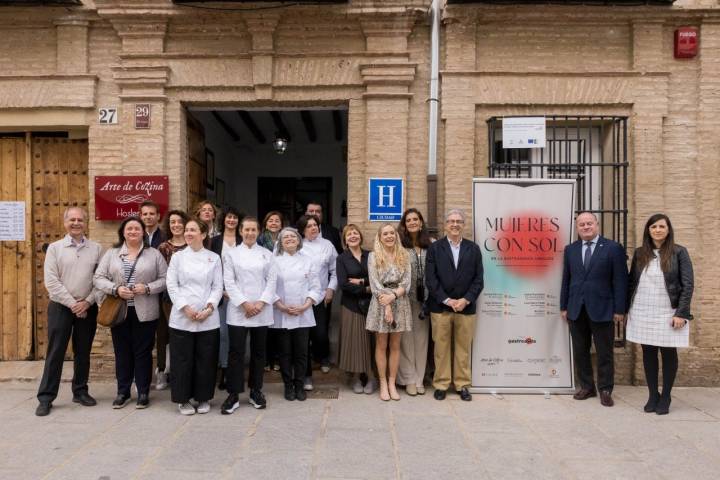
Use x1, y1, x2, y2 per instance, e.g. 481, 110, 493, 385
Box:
487, 115, 629, 346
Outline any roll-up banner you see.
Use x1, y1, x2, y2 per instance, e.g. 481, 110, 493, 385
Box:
471, 178, 576, 394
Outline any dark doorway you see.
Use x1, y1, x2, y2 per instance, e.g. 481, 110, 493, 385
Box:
258, 177, 332, 227
187, 107, 348, 231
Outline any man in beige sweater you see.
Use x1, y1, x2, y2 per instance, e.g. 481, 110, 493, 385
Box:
36, 207, 102, 417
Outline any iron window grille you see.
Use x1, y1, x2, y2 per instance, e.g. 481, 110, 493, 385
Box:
488, 115, 629, 346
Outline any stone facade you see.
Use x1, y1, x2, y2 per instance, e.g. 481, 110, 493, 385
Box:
0, 0, 718, 385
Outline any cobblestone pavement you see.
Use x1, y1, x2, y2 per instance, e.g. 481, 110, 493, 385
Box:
1, 362, 719, 480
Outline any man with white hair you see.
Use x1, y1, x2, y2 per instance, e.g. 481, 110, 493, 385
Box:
36, 207, 103, 416
425, 209, 484, 401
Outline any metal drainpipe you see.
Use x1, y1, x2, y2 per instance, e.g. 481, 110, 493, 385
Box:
426, 0, 440, 235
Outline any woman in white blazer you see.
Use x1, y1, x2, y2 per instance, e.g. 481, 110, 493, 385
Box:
221, 216, 277, 414
94, 217, 167, 409
166, 218, 223, 415
296, 214, 338, 390
272, 227, 324, 401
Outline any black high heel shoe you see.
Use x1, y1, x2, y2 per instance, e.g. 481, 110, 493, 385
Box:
644, 392, 660, 413
655, 395, 671, 415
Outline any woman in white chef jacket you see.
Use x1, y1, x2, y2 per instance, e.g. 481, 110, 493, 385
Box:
166, 218, 223, 416
272, 227, 324, 401
221, 216, 277, 414
296, 214, 338, 391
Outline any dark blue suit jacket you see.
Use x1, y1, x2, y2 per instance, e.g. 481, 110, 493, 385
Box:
560, 236, 628, 323
425, 237, 484, 315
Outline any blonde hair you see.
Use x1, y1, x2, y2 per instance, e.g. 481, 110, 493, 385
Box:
372, 224, 408, 273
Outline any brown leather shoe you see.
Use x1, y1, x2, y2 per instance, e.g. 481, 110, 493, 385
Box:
600, 390, 614, 407
573, 388, 597, 400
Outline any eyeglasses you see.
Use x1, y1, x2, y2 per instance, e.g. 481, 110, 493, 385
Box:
446, 220, 464, 225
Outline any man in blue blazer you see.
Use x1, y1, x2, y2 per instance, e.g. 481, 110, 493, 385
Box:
560, 212, 628, 407
426, 209, 484, 401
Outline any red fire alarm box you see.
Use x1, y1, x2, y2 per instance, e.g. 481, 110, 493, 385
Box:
675, 27, 698, 59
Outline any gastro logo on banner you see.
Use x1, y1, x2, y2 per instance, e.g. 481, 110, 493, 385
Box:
368, 178, 403, 221
95, 176, 169, 221
508, 337, 537, 345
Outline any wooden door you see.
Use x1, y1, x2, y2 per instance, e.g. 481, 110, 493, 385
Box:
0, 136, 32, 360
187, 113, 207, 212
31, 138, 89, 359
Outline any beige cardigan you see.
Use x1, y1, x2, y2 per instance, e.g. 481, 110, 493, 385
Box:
94, 244, 167, 322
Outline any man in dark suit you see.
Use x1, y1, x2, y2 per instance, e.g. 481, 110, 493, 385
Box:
560, 211, 628, 407
305, 201, 342, 254
425, 209, 484, 401
140, 200, 166, 249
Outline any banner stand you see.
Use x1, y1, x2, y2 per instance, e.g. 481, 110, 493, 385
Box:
470, 178, 576, 395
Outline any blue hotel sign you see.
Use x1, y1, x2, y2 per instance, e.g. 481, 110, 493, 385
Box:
368, 178, 403, 221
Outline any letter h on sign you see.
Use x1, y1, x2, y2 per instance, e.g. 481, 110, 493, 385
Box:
368, 178, 403, 221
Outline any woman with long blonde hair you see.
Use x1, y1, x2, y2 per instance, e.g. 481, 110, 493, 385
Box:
366, 224, 412, 401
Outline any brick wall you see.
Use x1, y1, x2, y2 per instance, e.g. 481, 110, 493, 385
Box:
0, 0, 718, 385
443, 4, 720, 386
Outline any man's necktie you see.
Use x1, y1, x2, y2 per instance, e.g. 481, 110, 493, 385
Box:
583, 241, 593, 270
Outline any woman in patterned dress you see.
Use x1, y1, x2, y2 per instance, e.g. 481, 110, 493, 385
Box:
626, 213, 694, 415
366, 224, 411, 401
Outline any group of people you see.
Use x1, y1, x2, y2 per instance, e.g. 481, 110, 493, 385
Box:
35, 198, 693, 418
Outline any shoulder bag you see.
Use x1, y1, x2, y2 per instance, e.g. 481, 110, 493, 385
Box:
97, 249, 143, 328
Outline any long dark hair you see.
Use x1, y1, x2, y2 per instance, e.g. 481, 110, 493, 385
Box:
398, 208, 431, 249
114, 216, 148, 248
218, 206, 243, 234
635, 213, 675, 273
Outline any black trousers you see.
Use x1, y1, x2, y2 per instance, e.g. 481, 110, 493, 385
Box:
227, 325, 267, 394
306, 302, 329, 376
169, 327, 219, 404
111, 307, 158, 396
266, 328, 280, 366
37, 302, 97, 403
157, 300, 171, 372
568, 306, 614, 392
278, 327, 310, 389
642, 344, 678, 398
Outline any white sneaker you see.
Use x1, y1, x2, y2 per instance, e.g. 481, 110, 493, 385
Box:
364, 378, 378, 394
320, 361, 331, 374
196, 401, 210, 414
352, 378, 364, 394
155, 370, 168, 390
303, 377, 314, 391
178, 403, 195, 416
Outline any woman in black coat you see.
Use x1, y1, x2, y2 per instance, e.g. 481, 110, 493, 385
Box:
626, 213, 694, 415
336, 224, 376, 394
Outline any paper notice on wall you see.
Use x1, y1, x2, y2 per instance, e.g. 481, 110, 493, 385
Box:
0, 201, 26, 241
502, 117, 546, 149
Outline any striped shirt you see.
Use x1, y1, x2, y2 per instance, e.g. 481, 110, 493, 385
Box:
122, 256, 138, 306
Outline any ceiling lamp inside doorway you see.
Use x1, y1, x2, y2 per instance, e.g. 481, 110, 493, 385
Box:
273, 134, 288, 155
